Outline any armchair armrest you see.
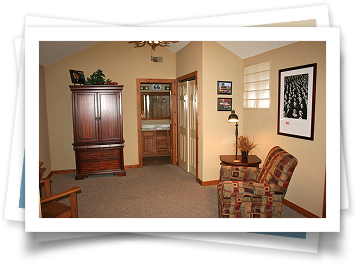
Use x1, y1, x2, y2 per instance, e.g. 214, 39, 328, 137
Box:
221, 181, 285, 199
220, 165, 260, 182
40, 187, 81, 204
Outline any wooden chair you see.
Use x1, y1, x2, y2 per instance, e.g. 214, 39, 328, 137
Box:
39, 162, 81, 218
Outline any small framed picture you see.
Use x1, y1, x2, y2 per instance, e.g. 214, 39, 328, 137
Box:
69, 69, 85, 85
277, 63, 317, 140
217, 81, 232, 95
217, 98, 232, 111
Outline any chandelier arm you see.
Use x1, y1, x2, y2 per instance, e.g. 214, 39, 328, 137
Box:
128, 41, 179, 50
129, 41, 147, 48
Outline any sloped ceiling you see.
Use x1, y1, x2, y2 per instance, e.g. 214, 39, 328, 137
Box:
39, 41, 295, 67
39, 41, 101, 67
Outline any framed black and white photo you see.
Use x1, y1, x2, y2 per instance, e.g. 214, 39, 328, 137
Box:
277, 63, 317, 140
217, 81, 232, 95
217, 98, 232, 111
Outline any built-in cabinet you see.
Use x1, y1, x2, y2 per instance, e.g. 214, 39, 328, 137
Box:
70, 85, 125, 180
142, 130, 170, 157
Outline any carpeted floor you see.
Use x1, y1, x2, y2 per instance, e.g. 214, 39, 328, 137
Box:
45, 164, 306, 218
143, 156, 171, 166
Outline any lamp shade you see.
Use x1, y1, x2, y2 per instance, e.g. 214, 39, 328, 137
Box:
228, 110, 239, 123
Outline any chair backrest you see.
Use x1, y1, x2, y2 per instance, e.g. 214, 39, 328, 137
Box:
257, 146, 298, 193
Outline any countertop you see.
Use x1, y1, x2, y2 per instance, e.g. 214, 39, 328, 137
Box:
141, 124, 170, 131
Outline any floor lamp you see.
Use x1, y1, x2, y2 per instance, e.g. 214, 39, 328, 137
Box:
228, 110, 239, 156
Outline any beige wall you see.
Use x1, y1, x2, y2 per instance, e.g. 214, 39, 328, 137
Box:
39, 64, 51, 177
175, 41, 244, 183
201, 42, 244, 181
44, 41, 176, 170
243, 41, 326, 217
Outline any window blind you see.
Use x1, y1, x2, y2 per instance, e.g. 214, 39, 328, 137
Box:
243, 61, 270, 109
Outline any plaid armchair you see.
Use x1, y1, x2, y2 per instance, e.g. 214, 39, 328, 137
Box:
218, 146, 298, 218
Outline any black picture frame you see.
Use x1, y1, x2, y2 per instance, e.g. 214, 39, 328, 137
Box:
217, 98, 232, 111
69, 69, 85, 85
277, 63, 317, 140
217, 81, 232, 95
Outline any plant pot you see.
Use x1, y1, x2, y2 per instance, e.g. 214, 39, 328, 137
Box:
242, 150, 249, 160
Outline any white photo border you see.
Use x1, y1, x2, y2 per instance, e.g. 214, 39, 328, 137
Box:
25, 26, 340, 233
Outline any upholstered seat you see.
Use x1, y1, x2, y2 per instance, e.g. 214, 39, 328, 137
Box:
218, 146, 298, 218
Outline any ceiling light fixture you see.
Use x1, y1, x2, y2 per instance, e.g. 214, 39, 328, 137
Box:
128, 41, 179, 51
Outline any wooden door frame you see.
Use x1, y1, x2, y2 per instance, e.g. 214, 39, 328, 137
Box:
176, 71, 199, 183
136, 78, 177, 168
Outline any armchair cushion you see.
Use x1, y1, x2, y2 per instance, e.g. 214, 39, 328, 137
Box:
218, 182, 285, 218
219, 181, 285, 199
220, 165, 260, 182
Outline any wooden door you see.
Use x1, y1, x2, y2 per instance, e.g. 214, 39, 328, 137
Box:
98, 92, 121, 141
188, 80, 197, 177
179, 81, 188, 171
74, 93, 98, 143
156, 130, 170, 155
142, 131, 155, 156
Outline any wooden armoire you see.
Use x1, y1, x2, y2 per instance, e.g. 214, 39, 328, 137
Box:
70, 85, 125, 180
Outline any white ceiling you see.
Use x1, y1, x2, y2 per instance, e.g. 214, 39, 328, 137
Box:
217, 41, 295, 59
39, 41, 295, 67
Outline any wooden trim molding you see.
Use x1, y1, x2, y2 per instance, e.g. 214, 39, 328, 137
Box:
283, 199, 320, 218
124, 164, 140, 169
136, 78, 177, 168
198, 179, 220, 186
49, 165, 139, 176
50, 169, 76, 175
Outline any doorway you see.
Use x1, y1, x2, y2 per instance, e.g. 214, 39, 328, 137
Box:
177, 71, 199, 181
136, 78, 177, 168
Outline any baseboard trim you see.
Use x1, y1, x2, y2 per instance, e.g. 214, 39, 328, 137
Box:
198, 179, 220, 186
51, 169, 76, 175
283, 199, 321, 218
50, 165, 139, 175
124, 164, 140, 169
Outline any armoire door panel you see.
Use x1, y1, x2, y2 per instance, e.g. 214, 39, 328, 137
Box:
98, 93, 120, 141
75, 93, 98, 142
